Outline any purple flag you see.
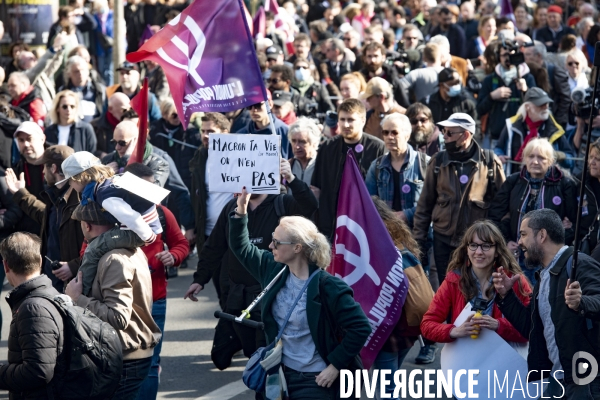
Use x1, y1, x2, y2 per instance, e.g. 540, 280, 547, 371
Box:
500, 0, 516, 24
253, 6, 266, 39
127, 0, 266, 129
329, 151, 409, 370
138, 25, 154, 48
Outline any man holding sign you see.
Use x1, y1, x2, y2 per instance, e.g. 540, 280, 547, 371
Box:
184, 157, 318, 372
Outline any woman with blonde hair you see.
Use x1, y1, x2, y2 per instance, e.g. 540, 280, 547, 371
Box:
339, 72, 367, 102
466, 15, 496, 60
229, 188, 370, 399
421, 220, 531, 344
45, 90, 96, 153
489, 138, 578, 284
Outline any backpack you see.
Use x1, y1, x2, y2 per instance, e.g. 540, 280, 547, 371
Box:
34, 294, 123, 400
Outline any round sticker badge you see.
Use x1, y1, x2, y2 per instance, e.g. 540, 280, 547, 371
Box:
402, 184, 411, 193
355, 144, 364, 153
552, 196, 561, 206
460, 175, 469, 184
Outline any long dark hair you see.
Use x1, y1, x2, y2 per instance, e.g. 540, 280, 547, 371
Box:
371, 196, 421, 259
447, 220, 528, 302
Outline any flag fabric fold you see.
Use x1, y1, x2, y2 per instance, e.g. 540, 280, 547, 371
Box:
126, 0, 265, 128
329, 150, 409, 370
128, 77, 148, 165
500, 0, 516, 24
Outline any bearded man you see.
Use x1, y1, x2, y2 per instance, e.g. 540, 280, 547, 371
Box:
494, 87, 574, 174
406, 102, 444, 157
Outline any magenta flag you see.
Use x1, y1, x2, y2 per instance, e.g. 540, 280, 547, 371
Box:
253, 6, 266, 39
329, 150, 409, 370
126, 0, 266, 128
500, 0, 516, 23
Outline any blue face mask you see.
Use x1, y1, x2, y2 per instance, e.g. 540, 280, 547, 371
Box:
447, 84, 462, 97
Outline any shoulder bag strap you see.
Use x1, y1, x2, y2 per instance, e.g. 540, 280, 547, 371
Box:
274, 269, 320, 343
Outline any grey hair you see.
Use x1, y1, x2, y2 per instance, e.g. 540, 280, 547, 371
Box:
577, 17, 595, 35
329, 38, 346, 54
8, 71, 29, 86
66, 55, 89, 70
522, 209, 565, 245
532, 40, 547, 58
429, 35, 450, 53
287, 117, 321, 146
380, 113, 412, 137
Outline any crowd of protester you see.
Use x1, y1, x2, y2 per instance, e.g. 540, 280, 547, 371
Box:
1, 0, 600, 398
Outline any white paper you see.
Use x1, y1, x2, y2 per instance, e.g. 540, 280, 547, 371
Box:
80, 100, 97, 117
207, 133, 281, 194
440, 304, 542, 399
112, 172, 171, 204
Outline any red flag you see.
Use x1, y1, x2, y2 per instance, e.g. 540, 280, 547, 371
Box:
253, 6, 266, 39
126, 0, 266, 129
128, 78, 148, 165
330, 150, 408, 369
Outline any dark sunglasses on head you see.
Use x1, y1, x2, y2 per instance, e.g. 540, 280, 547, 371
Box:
247, 102, 265, 111
110, 139, 130, 147
61, 104, 76, 110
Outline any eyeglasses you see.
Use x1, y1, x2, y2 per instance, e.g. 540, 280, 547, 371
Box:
268, 78, 281, 84
442, 129, 465, 137
247, 102, 265, 111
567, 61, 580, 66
381, 130, 399, 136
468, 242, 496, 252
410, 117, 429, 125
61, 104, 76, 110
271, 233, 295, 249
110, 139, 131, 147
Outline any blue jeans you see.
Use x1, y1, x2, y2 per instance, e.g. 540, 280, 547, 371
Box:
136, 298, 166, 400
372, 348, 412, 399
97, 52, 114, 85
112, 357, 152, 400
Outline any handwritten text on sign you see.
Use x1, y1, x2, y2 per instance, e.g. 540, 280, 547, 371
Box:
208, 133, 281, 194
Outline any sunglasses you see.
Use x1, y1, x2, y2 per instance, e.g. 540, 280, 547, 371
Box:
442, 129, 465, 137
468, 242, 496, 252
247, 102, 265, 111
271, 233, 295, 249
568, 61, 580, 66
410, 118, 429, 125
268, 78, 281, 84
61, 104, 76, 110
110, 139, 131, 147
381, 130, 399, 136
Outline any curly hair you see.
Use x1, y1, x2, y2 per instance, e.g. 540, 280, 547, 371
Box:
447, 220, 528, 302
371, 196, 421, 259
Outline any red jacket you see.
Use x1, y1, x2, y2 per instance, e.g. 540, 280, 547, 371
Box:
79, 205, 189, 302
420, 271, 531, 343
144, 205, 189, 301
11, 86, 46, 127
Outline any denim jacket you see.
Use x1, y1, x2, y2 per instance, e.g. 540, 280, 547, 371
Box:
366, 145, 428, 227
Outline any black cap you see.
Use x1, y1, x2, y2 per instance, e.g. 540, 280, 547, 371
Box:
265, 45, 283, 60
272, 90, 293, 106
524, 87, 554, 106
116, 61, 140, 72
438, 68, 458, 84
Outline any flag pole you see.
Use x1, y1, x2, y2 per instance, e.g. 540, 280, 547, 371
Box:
236, 0, 278, 137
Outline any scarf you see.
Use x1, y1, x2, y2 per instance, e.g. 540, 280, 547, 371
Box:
294, 77, 315, 97
514, 115, 543, 162
280, 110, 298, 126
106, 111, 120, 129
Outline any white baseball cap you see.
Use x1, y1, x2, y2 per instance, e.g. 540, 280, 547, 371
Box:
57, 151, 102, 185
437, 113, 476, 134
13, 121, 45, 139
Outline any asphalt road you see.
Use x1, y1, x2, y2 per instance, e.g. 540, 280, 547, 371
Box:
0, 254, 450, 400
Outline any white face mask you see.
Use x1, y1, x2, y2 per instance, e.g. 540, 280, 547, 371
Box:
295, 68, 312, 82
501, 65, 517, 83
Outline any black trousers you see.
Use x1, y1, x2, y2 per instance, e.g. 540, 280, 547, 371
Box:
433, 234, 457, 285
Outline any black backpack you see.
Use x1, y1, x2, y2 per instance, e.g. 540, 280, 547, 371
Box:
35, 294, 123, 400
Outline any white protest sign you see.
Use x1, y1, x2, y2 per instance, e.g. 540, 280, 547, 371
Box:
207, 133, 281, 194
440, 303, 542, 399
112, 172, 171, 204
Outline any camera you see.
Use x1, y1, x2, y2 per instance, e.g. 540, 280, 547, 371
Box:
572, 87, 599, 120
507, 43, 525, 66
386, 41, 412, 75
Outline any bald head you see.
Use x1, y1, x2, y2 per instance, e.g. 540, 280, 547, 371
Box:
113, 120, 139, 158
108, 93, 131, 120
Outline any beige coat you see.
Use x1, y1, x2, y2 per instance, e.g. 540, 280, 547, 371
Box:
76, 247, 161, 360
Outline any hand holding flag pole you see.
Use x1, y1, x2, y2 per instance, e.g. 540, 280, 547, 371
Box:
128, 77, 149, 165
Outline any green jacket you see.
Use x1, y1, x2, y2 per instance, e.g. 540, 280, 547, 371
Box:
228, 213, 371, 371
